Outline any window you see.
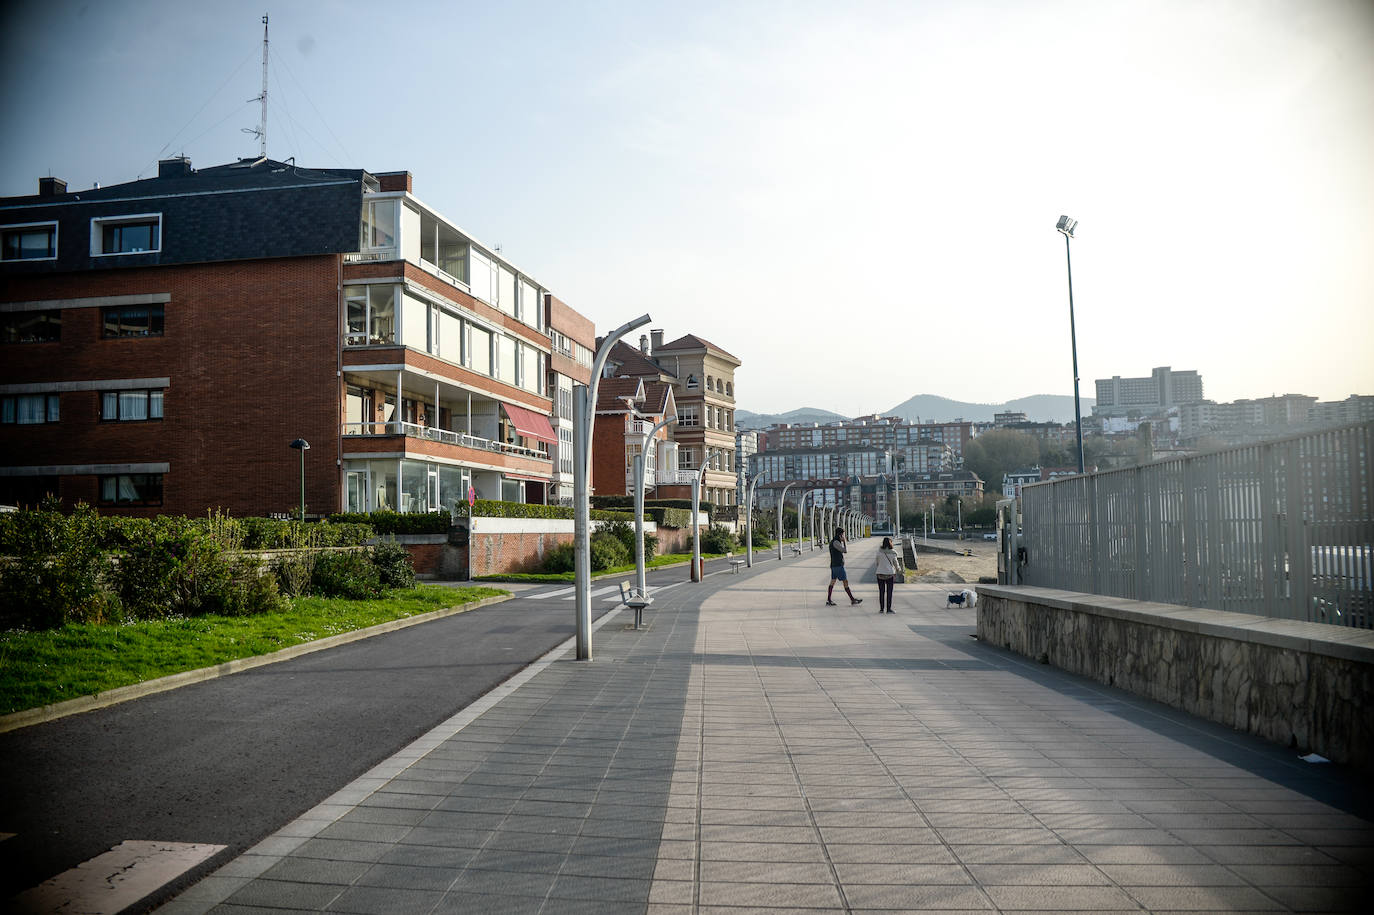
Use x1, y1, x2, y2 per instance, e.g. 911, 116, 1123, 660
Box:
100, 389, 163, 422
685, 374, 698, 390
359, 198, 397, 250
1, 394, 60, 424
345, 285, 395, 345
103, 303, 164, 337
2, 222, 57, 261
469, 325, 492, 375
496, 336, 516, 384
1, 309, 60, 343
92, 214, 161, 255
678, 406, 699, 427
99, 473, 163, 506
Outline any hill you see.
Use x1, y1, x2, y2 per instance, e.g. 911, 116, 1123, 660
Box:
738, 395, 1094, 429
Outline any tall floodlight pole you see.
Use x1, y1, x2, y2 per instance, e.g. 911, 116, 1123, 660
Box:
574, 313, 651, 661
1057, 215, 1086, 475
745, 470, 768, 568
777, 481, 797, 560
631, 410, 676, 597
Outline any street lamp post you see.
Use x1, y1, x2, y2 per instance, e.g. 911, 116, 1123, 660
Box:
574, 313, 652, 661
1057, 215, 1086, 475
289, 439, 310, 521
630, 408, 676, 597
745, 470, 768, 568
777, 482, 797, 560
691, 451, 716, 582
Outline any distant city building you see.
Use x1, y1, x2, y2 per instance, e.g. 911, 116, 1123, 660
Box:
1308, 395, 1374, 427
735, 428, 761, 501
993, 411, 1028, 425
1093, 366, 1204, 417
1002, 467, 1042, 499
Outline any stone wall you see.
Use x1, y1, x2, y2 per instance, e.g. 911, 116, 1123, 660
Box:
976, 585, 1374, 770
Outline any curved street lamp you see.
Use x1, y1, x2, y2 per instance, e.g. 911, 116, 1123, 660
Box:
629, 405, 676, 597
777, 481, 797, 561
574, 312, 652, 660
745, 470, 769, 568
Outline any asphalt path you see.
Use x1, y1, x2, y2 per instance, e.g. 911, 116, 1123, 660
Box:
0, 554, 774, 908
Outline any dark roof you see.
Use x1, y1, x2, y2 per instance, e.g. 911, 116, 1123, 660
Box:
595, 378, 646, 412
605, 340, 676, 380
654, 333, 740, 363
1, 158, 366, 272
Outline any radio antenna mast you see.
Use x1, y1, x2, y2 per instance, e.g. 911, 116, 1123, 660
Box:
242, 14, 269, 161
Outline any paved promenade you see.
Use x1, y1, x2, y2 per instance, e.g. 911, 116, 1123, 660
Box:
158, 540, 1372, 913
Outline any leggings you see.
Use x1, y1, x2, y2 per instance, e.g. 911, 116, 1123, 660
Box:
877, 575, 894, 611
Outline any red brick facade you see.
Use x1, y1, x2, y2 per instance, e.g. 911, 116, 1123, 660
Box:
1, 256, 343, 516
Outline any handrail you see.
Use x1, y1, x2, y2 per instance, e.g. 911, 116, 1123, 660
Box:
342, 421, 550, 461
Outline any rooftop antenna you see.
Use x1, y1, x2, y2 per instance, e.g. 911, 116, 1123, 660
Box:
242, 14, 269, 163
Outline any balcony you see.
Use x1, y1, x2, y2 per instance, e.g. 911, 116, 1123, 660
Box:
343, 421, 550, 462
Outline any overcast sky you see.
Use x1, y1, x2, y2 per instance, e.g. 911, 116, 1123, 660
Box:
3, 0, 1371, 417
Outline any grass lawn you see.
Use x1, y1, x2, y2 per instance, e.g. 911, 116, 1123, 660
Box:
0, 583, 504, 716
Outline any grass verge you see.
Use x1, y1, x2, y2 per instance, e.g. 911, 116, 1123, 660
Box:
0, 583, 504, 716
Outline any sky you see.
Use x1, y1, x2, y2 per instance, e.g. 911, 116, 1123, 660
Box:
3, 0, 1371, 418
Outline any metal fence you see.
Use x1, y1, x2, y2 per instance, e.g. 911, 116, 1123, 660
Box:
1018, 421, 1373, 628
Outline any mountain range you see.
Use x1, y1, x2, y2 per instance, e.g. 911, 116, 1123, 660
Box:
737, 394, 1095, 429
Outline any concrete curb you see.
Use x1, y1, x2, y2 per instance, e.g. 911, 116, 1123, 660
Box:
0, 593, 513, 735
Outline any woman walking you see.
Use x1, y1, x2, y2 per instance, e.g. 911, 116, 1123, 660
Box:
826, 527, 862, 607
875, 536, 901, 613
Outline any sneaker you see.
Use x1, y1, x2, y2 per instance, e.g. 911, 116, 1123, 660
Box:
851, 598, 862, 605
825, 600, 837, 606
886, 610, 895, 614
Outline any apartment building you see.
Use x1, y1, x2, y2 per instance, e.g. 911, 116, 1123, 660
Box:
1093, 366, 1204, 417
589, 377, 677, 499
603, 330, 741, 513
768, 415, 975, 458
0, 157, 589, 517
545, 295, 595, 506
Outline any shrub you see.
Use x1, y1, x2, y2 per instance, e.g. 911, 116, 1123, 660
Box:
0, 503, 115, 629
541, 542, 575, 573
311, 550, 382, 599
327, 511, 448, 535
701, 524, 737, 555
273, 552, 317, 598
371, 539, 416, 589
589, 533, 629, 571
217, 563, 287, 616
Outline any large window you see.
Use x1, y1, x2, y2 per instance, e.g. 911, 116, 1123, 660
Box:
99, 474, 163, 506
678, 406, 699, 427
496, 336, 516, 384
359, 198, 397, 250
102, 304, 164, 338
101, 389, 163, 422
2, 223, 57, 261
92, 214, 161, 255
345, 285, 395, 345
469, 325, 491, 375
1, 310, 60, 343
1, 394, 60, 424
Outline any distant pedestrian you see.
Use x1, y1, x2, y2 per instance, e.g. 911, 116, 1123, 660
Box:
875, 536, 900, 613
826, 527, 862, 606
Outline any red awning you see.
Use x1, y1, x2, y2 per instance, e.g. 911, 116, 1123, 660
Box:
501, 402, 558, 444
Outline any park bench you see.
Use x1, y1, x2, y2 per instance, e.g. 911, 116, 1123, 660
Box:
618, 580, 653, 629
729, 558, 746, 573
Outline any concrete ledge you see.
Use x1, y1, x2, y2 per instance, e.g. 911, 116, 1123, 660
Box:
0, 593, 512, 735
976, 585, 1374, 769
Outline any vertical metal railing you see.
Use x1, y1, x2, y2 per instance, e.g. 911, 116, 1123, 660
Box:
1019, 421, 1372, 628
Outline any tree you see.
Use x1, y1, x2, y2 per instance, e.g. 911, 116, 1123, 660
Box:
962, 430, 1040, 492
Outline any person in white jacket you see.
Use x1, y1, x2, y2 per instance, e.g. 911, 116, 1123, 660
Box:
875, 537, 901, 613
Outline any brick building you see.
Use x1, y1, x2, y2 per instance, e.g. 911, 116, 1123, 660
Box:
589, 377, 677, 499
0, 157, 591, 517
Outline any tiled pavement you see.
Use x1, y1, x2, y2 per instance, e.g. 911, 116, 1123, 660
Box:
159, 541, 1373, 913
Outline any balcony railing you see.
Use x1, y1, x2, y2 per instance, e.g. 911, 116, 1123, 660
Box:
343, 331, 397, 347
344, 248, 398, 263
343, 421, 550, 461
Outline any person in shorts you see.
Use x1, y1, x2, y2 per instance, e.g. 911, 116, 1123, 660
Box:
826, 527, 862, 606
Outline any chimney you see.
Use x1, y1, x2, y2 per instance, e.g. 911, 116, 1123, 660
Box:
38, 176, 67, 197
374, 171, 413, 193
650, 329, 664, 353
158, 156, 193, 178
639, 334, 650, 355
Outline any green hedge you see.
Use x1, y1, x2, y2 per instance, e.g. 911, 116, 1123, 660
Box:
461, 500, 638, 523
646, 507, 693, 529
592, 497, 712, 513
327, 510, 449, 535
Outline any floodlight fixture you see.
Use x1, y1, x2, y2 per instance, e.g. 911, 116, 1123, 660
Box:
1056, 215, 1077, 237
